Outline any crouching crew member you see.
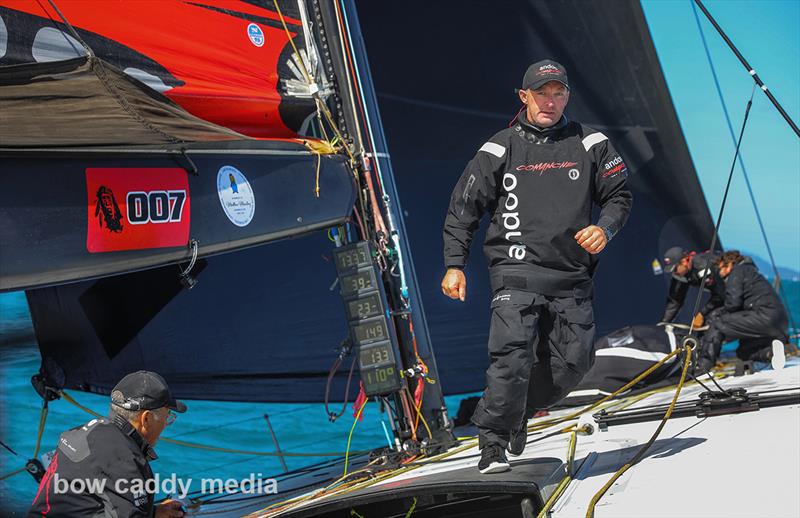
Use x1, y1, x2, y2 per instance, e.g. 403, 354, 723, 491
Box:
441, 59, 632, 474
698, 251, 789, 372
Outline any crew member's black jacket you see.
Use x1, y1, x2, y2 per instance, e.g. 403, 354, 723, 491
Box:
722, 257, 787, 322
443, 114, 632, 297
28, 414, 156, 518
661, 252, 724, 322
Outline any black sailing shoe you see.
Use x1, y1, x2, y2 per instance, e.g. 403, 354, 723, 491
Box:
478, 444, 510, 474
507, 422, 528, 458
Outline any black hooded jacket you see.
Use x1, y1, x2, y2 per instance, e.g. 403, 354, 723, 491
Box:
723, 257, 787, 319
443, 114, 632, 297
28, 413, 157, 518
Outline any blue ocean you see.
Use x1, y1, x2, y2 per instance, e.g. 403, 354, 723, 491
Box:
2, 283, 798, 515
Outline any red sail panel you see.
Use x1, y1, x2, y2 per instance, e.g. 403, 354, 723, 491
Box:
0, 1, 316, 137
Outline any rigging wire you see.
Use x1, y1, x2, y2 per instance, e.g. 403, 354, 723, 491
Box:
687, 83, 757, 338
0, 438, 18, 456
334, 0, 410, 301
690, 0, 797, 336
59, 391, 370, 458
693, 0, 800, 138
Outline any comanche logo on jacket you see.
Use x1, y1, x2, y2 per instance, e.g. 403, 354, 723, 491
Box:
516, 161, 578, 175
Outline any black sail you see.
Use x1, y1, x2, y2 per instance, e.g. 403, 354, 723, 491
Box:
24, 0, 716, 401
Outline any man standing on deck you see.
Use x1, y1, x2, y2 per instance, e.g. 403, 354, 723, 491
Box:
660, 246, 725, 328
28, 371, 187, 517
441, 60, 633, 474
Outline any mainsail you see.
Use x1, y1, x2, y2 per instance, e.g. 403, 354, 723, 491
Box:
9, 0, 717, 402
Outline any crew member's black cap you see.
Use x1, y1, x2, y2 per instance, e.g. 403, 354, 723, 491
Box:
663, 246, 687, 273
519, 59, 569, 92
111, 371, 187, 413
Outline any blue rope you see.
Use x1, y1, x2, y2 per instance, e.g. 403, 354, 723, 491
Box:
690, 0, 796, 334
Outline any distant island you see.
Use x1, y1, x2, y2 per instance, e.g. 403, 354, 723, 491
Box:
742, 251, 800, 281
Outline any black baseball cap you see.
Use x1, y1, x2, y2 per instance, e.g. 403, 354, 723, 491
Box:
662, 246, 687, 273
111, 371, 187, 413
519, 59, 569, 92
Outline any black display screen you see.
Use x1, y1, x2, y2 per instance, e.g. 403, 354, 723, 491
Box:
340, 269, 376, 297
334, 243, 371, 272
346, 292, 383, 321
352, 317, 388, 345
362, 365, 401, 396
358, 341, 395, 369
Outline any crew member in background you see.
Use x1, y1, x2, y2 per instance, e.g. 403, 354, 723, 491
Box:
698, 251, 789, 372
441, 59, 632, 474
29, 371, 187, 518
661, 246, 724, 327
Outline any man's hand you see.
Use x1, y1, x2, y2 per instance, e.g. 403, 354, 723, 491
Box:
441, 268, 466, 301
156, 500, 186, 518
574, 225, 607, 254
692, 312, 705, 328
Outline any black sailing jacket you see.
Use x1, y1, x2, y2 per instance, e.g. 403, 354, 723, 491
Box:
28, 414, 157, 518
443, 114, 632, 297
723, 258, 787, 319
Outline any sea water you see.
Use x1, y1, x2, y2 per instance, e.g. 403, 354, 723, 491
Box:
1, 283, 798, 515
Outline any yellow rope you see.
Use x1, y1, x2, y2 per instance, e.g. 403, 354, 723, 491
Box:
404, 387, 433, 441
536, 429, 580, 518
314, 152, 321, 197
528, 346, 684, 433
404, 496, 418, 517
585, 346, 694, 518
271, 0, 313, 85
32, 403, 49, 460
0, 399, 52, 482
343, 398, 368, 476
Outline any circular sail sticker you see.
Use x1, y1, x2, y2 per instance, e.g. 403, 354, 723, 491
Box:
247, 23, 265, 47
217, 166, 255, 227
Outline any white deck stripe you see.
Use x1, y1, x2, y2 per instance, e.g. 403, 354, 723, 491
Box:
581, 132, 608, 151
665, 325, 677, 352
479, 142, 506, 158
595, 347, 670, 362
565, 388, 613, 398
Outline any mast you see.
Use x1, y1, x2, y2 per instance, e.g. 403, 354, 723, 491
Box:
313, 0, 455, 449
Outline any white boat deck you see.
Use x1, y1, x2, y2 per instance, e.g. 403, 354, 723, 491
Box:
208, 358, 800, 517
549, 362, 800, 518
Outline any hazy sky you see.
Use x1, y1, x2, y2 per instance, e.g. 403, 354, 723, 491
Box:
641, 0, 799, 271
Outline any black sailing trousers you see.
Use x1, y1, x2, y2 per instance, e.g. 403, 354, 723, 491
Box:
701, 306, 789, 363
471, 289, 596, 448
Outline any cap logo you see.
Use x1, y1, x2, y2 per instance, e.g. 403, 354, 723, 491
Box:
537, 64, 561, 76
